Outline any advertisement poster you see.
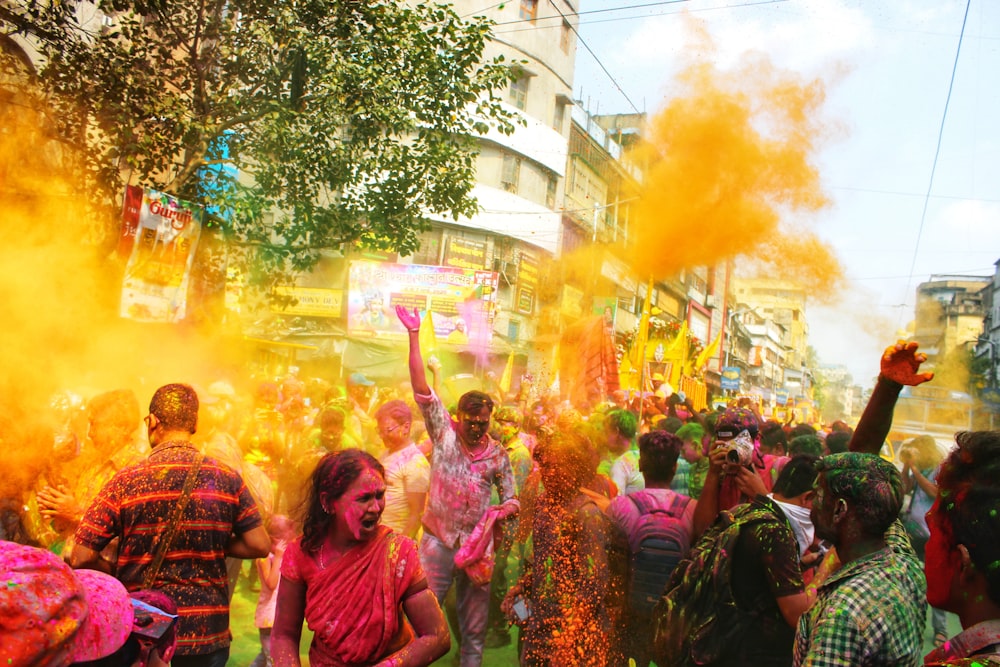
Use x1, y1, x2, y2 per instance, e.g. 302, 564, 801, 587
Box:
517, 253, 539, 315
120, 189, 203, 323
348, 260, 498, 343
721, 366, 741, 392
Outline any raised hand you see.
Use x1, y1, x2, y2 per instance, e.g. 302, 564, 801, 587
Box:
880, 340, 934, 387
395, 305, 421, 331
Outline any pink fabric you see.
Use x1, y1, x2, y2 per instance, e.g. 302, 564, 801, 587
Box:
282, 527, 423, 666
454, 505, 504, 585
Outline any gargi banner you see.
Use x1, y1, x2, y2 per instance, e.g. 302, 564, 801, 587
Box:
348, 260, 497, 344
120, 188, 203, 323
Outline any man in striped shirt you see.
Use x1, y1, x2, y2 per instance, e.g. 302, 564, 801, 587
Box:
72, 383, 271, 667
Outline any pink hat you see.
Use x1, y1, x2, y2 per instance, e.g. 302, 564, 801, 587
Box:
0, 541, 134, 667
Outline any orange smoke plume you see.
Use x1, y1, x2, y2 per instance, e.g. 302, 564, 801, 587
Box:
629, 30, 845, 297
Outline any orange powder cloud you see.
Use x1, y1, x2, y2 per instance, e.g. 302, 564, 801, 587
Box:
628, 30, 845, 299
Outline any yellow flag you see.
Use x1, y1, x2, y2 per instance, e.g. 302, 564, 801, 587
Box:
694, 330, 723, 371
499, 352, 514, 394
669, 322, 689, 387
666, 320, 688, 355
419, 309, 437, 355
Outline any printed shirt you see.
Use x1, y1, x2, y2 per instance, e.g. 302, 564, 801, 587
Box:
794, 520, 927, 667
75, 441, 263, 656
414, 390, 517, 548
379, 443, 431, 535
610, 449, 644, 495
924, 619, 1000, 666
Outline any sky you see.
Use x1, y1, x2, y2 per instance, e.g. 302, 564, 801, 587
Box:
567, 0, 1000, 384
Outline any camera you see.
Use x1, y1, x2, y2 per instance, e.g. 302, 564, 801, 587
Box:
723, 430, 755, 468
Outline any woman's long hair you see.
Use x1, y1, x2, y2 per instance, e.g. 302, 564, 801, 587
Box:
299, 449, 385, 554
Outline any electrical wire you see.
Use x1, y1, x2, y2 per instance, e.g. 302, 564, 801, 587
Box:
899, 0, 973, 330
544, 0, 646, 115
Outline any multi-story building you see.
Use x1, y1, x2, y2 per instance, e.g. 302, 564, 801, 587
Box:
974, 260, 1000, 391
913, 275, 990, 371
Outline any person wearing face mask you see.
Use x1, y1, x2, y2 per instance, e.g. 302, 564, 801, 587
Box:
725, 454, 822, 666
395, 306, 519, 667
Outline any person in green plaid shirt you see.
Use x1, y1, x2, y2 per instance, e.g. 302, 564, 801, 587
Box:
794, 341, 935, 667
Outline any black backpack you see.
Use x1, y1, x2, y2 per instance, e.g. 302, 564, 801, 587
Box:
626, 491, 693, 618
651, 501, 780, 667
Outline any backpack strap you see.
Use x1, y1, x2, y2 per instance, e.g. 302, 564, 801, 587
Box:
628, 490, 691, 518
142, 453, 204, 589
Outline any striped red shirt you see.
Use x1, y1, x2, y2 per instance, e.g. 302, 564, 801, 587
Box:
76, 440, 262, 656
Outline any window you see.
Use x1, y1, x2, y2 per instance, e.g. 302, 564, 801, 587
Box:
508, 320, 521, 342
560, 19, 572, 53
553, 101, 566, 132
501, 154, 521, 193
519, 0, 538, 22
546, 176, 557, 209
509, 76, 528, 111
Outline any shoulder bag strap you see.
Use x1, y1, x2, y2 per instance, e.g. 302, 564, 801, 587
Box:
142, 453, 204, 589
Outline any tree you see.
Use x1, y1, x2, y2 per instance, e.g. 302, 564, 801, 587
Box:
5, 0, 515, 284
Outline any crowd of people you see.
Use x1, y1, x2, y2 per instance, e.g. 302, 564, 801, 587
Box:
2, 308, 999, 667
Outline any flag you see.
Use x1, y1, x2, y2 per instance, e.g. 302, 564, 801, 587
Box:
694, 330, 723, 371
668, 321, 689, 387
666, 320, 688, 356
419, 309, 437, 355
499, 352, 514, 394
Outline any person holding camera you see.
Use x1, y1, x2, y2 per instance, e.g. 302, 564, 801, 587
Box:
692, 405, 789, 537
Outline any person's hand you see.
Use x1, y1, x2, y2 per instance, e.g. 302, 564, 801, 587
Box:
898, 448, 914, 466
707, 443, 729, 475
37, 485, 82, 523
501, 582, 524, 618
426, 355, 442, 374
273, 539, 288, 556
734, 466, 767, 497
880, 340, 934, 386
395, 305, 421, 331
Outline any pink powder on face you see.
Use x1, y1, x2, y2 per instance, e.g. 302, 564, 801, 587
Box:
335, 468, 386, 541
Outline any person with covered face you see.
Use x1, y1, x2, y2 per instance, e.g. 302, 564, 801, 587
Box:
922, 430, 1000, 666
271, 450, 450, 667
503, 427, 628, 667
395, 306, 519, 667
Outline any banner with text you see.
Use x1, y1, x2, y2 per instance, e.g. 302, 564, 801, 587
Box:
120, 188, 203, 323
348, 260, 498, 344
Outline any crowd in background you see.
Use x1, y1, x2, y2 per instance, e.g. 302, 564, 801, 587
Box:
2, 337, 998, 667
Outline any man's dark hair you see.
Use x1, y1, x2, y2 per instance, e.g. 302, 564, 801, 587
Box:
789, 434, 823, 457
607, 408, 638, 440
789, 423, 817, 439
638, 430, 682, 484
825, 431, 851, 454
659, 416, 683, 434
772, 454, 819, 498
815, 452, 903, 538
149, 383, 198, 434
760, 419, 788, 454
936, 430, 1000, 605
457, 390, 494, 415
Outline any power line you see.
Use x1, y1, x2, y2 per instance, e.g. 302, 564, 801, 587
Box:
899, 0, 973, 330
544, 1, 646, 115
494, 0, 788, 34
492, 0, 690, 27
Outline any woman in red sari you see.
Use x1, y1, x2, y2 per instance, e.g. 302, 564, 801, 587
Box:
271, 449, 450, 667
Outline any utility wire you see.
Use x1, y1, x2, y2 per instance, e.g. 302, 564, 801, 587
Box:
544, 0, 649, 115
899, 0, 973, 330
494, 0, 788, 34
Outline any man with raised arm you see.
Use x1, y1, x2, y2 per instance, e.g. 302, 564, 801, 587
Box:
395, 306, 519, 667
794, 342, 934, 667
